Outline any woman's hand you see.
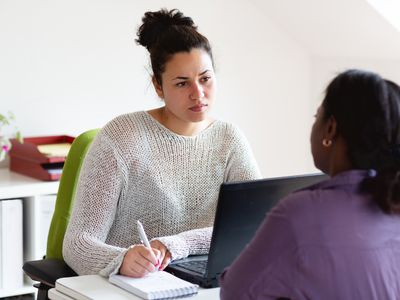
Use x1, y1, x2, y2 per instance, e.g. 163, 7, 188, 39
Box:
120, 245, 161, 278
150, 240, 172, 270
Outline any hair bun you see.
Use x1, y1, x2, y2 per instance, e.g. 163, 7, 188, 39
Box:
136, 9, 196, 50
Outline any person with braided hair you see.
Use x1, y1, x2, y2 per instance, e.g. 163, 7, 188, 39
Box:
62, 8, 260, 278
220, 69, 400, 300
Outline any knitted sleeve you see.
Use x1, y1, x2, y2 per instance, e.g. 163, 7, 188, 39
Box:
153, 227, 213, 261
62, 131, 128, 276
224, 125, 261, 182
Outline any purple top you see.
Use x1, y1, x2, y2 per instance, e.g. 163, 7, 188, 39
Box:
219, 170, 400, 300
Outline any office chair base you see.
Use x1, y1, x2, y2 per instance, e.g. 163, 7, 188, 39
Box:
34, 283, 51, 300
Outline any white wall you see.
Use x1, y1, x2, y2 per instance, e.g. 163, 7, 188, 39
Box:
0, 0, 314, 176
310, 57, 400, 107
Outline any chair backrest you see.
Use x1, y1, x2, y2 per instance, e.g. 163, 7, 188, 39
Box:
45, 129, 99, 260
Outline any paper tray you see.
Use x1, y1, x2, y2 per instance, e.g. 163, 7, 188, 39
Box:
9, 135, 75, 181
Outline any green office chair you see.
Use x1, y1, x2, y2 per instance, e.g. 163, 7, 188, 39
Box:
23, 129, 99, 300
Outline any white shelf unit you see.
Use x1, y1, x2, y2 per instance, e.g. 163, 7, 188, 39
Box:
0, 168, 59, 299
0, 285, 37, 299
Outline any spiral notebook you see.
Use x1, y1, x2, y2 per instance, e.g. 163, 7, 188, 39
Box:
109, 271, 199, 299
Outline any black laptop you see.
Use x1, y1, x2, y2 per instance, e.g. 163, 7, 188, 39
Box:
166, 173, 327, 288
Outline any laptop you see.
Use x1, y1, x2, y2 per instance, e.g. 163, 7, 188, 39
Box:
166, 173, 327, 288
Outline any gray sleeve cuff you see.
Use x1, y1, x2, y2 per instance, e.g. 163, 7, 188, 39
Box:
99, 248, 128, 277
152, 227, 212, 261
152, 235, 189, 261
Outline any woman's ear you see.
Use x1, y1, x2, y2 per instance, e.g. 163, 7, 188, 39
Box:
152, 77, 164, 99
325, 116, 338, 141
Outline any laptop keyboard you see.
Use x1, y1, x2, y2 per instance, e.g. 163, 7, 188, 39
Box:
177, 260, 207, 275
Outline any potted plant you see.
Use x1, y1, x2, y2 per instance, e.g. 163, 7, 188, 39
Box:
0, 112, 23, 161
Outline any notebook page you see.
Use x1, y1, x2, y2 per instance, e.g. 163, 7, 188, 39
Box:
109, 271, 198, 299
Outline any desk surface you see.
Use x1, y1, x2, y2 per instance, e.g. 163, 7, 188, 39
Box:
48, 275, 220, 300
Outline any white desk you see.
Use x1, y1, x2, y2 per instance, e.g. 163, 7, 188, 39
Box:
48, 275, 220, 300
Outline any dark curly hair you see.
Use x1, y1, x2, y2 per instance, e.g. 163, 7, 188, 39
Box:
136, 8, 213, 85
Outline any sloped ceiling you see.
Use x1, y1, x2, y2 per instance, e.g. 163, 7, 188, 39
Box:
249, 0, 400, 59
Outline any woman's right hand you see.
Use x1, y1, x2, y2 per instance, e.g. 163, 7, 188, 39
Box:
119, 245, 161, 278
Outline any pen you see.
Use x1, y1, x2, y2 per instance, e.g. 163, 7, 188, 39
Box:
137, 220, 151, 248
137, 220, 162, 270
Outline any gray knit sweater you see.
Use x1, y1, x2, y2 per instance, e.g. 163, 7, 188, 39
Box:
63, 111, 261, 276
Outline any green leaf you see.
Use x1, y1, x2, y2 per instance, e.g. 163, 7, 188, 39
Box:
0, 112, 22, 143
8, 111, 16, 120
0, 114, 9, 125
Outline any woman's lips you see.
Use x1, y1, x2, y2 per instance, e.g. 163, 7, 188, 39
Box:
189, 104, 208, 112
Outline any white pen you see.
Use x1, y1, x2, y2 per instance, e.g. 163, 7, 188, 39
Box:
137, 220, 151, 248
137, 220, 162, 270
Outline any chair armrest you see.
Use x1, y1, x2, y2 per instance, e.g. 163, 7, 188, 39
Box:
23, 259, 77, 288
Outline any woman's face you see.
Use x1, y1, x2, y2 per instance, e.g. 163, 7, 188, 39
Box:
310, 105, 329, 173
154, 48, 216, 124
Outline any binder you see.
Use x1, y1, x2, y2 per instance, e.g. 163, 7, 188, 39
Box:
24, 195, 57, 261
0, 199, 23, 289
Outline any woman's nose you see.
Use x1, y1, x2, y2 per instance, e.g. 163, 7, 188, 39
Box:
190, 82, 204, 100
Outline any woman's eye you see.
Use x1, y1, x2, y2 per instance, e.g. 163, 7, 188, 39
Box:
176, 82, 186, 87
201, 76, 211, 83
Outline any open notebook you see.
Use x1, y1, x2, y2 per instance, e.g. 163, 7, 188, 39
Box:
109, 271, 199, 299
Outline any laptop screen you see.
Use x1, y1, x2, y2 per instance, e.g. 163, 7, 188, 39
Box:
206, 173, 328, 277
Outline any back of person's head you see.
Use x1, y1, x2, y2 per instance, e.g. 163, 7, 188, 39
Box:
322, 69, 400, 214
136, 8, 213, 85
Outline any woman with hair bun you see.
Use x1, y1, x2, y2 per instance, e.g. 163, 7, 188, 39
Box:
219, 69, 400, 300
63, 8, 261, 278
